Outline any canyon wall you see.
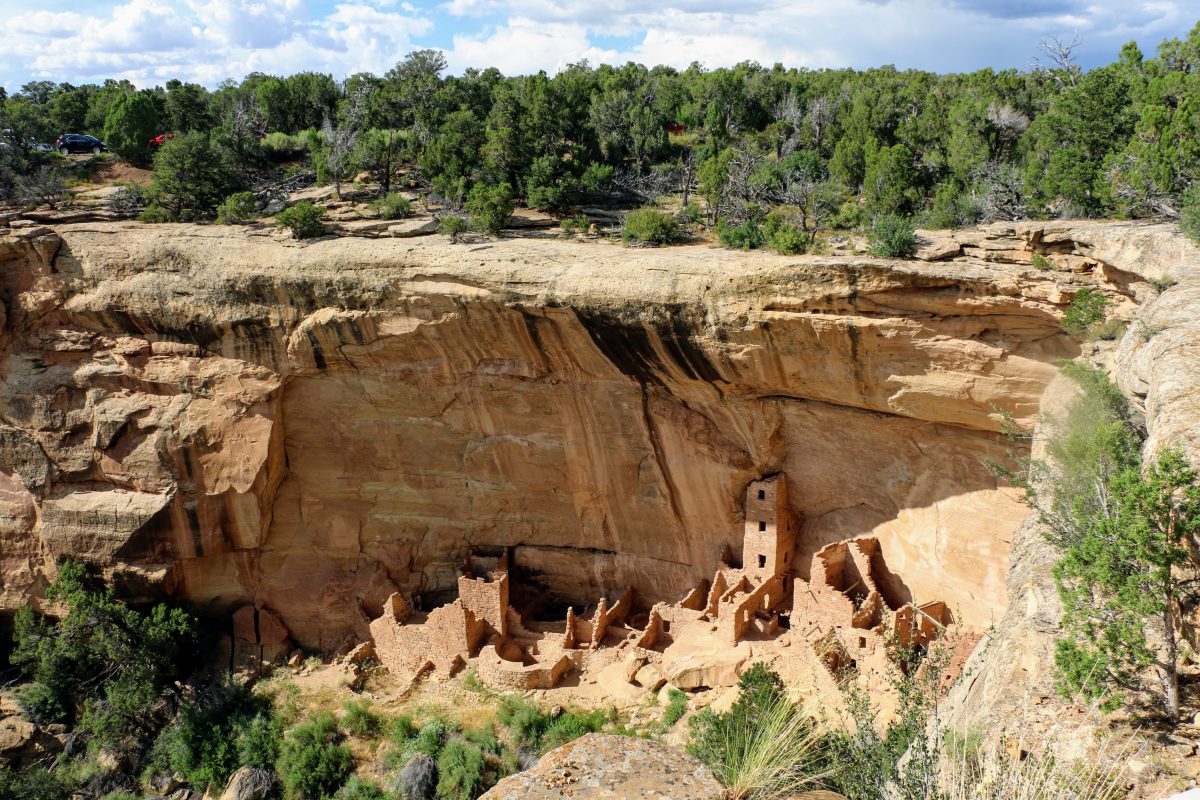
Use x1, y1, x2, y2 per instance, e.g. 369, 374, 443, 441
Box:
0, 220, 1140, 651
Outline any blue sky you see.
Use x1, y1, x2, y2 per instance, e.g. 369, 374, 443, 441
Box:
0, 0, 1194, 92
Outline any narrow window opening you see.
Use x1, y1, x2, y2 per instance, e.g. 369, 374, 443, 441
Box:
757, 489, 765, 500
757, 554, 767, 569
858, 636, 867, 649
758, 521, 766, 532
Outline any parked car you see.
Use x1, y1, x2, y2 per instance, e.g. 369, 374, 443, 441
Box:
148, 132, 177, 149
55, 134, 107, 155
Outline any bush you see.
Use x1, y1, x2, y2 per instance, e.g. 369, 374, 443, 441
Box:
495, 697, 602, 754
275, 200, 326, 239
0, 767, 68, 800
107, 183, 147, 218
867, 213, 916, 257
333, 776, 388, 800
465, 182, 515, 235
138, 203, 171, 223
277, 714, 353, 800
718, 219, 766, 250
662, 689, 688, 727
560, 214, 590, 234
215, 192, 257, 225
435, 738, 488, 800
261, 132, 309, 162
439, 214, 467, 241
687, 666, 824, 800
1180, 184, 1200, 244
237, 711, 282, 769
341, 699, 381, 738
763, 209, 810, 255
1061, 288, 1110, 335
370, 192, 411, 220
150, 131, 237, 219
622, 208, 681, 246
14, 165, 65, 207
1031, 253, 1051, 270
11, 561, 195, 752
580, 162, 614, 192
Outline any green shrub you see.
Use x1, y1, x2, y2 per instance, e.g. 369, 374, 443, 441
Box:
237, 711, 282, 769
342, 699, 381, 738
687, 665, 824, 800
560, 214, 590, 234
11, 561, 195, 751
1061, 288, 1110, 335
1148, 275, 1177, 293
1180, 184, 1200, 244
581, 162, 614, 192
261, 132, 309, 161
277, 713, 353, 800
216, 191, 257, 225
662, 689, 688, 727
495, 697, 602, 754
333, 776, 388, 800
763, 209, 810, 255
370, 192, 411, 220
275, 200, 326, 239
1031, 253, 1052, 271
389, 714, 416, 745
107, 183, 147, 218
466, 182, 515, 235
718, 219, 766, 250
138, 203, 172, 223
867, 213, 917, 257
406, 719, 449, 759
676, 202, 705, 225
622, 208, 681, 246
435, 738, 488, 800
150, 130, 237, 219
439, 214, 467, 241
0, 767, 68, 800
100, 793, 140, 800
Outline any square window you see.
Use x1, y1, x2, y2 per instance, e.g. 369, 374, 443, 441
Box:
757, 554, 767, 569
859, 637, 867, 649
758, 521, 766, 531
757, 489, 765, 500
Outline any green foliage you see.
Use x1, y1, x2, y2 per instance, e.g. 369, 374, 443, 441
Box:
333, 776, 389, 800
341, 699, 381, 738
261, 131, 309, 161
237, 711, 283, 769
1023, 363, 1200, 721
662, 689, 688, 727
867, 214, 916, 257
0, 766, 68, 800
370, 192, 411, 220
439, 214, 468, 241
496, 697, 603, 754
687, 665, 825, 800
435, 738, 488, 800
215, 191, 257, 225
1180, 184, 1200, 244
149, 130, 237, 220
144, 680, 274, 791
717, 219, 765, 250
863, 144, 921, 216
622, 208, 682, 245
277, 713, 353, 800
102, 90, 161, 166
275, 200, 326, 239
559, 214, 590, 234
138, 204, 171, 223
763, 208, 811, 254
1061, 288, 1110, 335
11, 561, 195, 752
1031, 253, 1051, 271
465, 181, 515, 234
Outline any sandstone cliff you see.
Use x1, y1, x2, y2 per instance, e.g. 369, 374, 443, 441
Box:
0, 220, 1158, 655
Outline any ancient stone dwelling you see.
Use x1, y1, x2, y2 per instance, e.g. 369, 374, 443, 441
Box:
368, 473, 980, 692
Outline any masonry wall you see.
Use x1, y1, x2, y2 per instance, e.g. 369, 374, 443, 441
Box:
459, 571, 509, 637
742, 474, 796, 585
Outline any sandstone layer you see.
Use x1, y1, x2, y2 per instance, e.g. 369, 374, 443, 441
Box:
0, 220, 1152, 651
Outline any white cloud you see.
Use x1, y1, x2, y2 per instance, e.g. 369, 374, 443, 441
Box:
447, 17, 617, 74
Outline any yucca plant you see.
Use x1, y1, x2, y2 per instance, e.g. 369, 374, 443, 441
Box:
709, 694, 828, 800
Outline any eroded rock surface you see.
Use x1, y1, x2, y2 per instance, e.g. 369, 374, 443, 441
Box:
480, 733, 724, 799
0, 220, 1162, 652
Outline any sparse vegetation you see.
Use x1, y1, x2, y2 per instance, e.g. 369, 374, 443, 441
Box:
370, 192, 411, 220
465, 181, 515, 235
277, 713, 354, 800
1061, 288, 1110, 335
215, 191, 257, 225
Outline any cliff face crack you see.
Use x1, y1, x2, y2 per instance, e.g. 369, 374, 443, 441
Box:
639, 386, 684, 530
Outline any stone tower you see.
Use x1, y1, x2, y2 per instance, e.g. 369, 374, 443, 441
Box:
742, 474, 795, 584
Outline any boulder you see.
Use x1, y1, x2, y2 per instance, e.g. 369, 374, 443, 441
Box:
388, 218, 440, 238
220, 766, 276, 800
480, 733, 723, 799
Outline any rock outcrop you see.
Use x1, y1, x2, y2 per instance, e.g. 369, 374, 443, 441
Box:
480, 733, 724, 799
0, 219, 1163, 656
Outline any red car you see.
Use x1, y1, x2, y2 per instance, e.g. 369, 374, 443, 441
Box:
147, 132, 177, 149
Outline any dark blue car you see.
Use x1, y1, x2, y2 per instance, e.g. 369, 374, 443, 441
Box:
55, 134, 107, 155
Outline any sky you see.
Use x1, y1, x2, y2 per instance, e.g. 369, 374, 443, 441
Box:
0, 0, 1194, 92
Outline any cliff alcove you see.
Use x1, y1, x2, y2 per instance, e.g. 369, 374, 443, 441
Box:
0, 219, 1165, 668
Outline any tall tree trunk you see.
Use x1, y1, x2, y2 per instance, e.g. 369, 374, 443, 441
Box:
1162, 601, 1180, 723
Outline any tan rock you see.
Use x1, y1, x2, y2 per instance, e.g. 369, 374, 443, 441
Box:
480, 733, 724, 799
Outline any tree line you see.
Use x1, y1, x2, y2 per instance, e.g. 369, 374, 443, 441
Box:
2, 23, 1200, 244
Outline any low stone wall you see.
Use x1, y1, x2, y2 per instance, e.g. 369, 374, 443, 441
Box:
475, 645, 572, 690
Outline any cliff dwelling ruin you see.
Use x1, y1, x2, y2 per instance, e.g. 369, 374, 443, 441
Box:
369, 474, 980, 694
